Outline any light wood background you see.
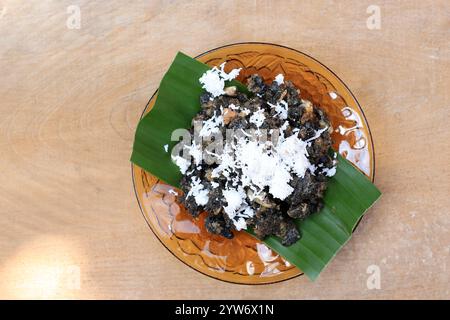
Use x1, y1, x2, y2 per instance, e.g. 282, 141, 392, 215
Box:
0, 0, 449, 299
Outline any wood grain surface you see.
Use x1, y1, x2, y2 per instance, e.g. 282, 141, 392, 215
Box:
0, 0, 449, 299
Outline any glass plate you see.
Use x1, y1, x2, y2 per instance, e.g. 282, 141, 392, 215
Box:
132, 43, 375, 284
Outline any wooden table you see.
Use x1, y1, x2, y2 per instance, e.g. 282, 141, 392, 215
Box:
1, 0, 449, 299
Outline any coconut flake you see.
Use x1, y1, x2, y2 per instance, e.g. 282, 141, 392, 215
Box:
199, 69, 225, 97
199, 63, 241, 98
211, 144, 235, 179
268, 100, 288, 120
222, 188, 245, 218
306, 126, 329, 142
233, 205, 255, 230
241, 108, 251, 115
172, 155, 190, 174
249, 109, 265, 128
211, 181, 219, 188
163, 144, 168, 152
234, 217, 247, 231
323, 166, 337, 177
199, 112, 224, 137
276, 134, 310, 178
186, 176, 209, 206
239, 205, 255, 218
219, 62, 242, 81
274, 74, 284, 85
186, 141, 203, 166
269, 167, 294, 200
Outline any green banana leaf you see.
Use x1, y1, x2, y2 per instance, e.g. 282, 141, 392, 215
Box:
131, 52, 381, 281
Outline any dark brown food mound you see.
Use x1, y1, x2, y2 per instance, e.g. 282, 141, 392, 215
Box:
178, 75, 335, 246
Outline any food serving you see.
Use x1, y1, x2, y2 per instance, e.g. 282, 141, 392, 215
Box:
130, 48, 381, 282
173, 65, 337, 246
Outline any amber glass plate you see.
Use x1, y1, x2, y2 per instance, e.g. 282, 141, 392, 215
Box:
132, 43, 375, 284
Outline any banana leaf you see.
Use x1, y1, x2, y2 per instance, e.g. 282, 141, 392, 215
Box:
131, 52, 381, 281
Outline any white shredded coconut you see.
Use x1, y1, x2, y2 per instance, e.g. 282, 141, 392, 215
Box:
224, 132, 313, 201
168, 189, 178, 196
211, 144, 235, 179
199, 69, 225, 97
249, 109, 266, 127
199, 112, 224, 137
207, 118, 323, 206
211, 182, 219, 188
219, 62, 242, 81
186, 141, 203, 166
222, 188, 246, 218
329, 92, 338, 100
240, 205, 255, 219
269, 167, 294, 200
323, 166, 337, 177
306, 126, 329, 142
227, 201, 255, 231
172, 155, 190, 174
274, 74, 284, 85
163, 144, 168, 152
229, 103, 239, 110
186, 177, 209, 206
191, 67, 332, 229
268, 100, 288, 120
241, 108, 251, 115
234, 217, 247, 231
199, 62, 241, 98
276, 134, 310, 179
